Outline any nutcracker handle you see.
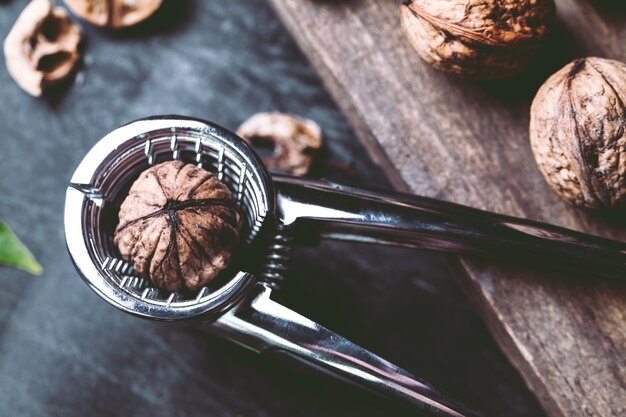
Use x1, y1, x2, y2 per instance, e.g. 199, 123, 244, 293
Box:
211, 282, 483, 417
273, 175, 626, 279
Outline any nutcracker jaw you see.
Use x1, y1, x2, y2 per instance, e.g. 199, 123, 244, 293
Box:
64, 115, 483, 417
65, 116, 274, 321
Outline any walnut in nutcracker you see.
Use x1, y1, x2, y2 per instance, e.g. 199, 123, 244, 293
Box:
530, 57, 626, 209
114, 161, 241, 292
400, 0, 556, 79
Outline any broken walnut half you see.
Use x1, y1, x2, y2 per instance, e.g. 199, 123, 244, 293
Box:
4, 0, 82, 96
114, 161, 242, 293
237, 112, 323, 176
63, 0, 163, 29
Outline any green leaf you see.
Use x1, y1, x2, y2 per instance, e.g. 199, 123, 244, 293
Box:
0, 218, 42, 275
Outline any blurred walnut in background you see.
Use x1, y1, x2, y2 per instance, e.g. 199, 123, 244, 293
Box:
237, 112, 323, 176
530, 57, 626, 209
3, 0, 81, 96
64, 0, 162, 28
401, 0, 555, 80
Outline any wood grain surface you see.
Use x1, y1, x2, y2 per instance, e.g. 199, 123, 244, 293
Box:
267, 1, 626, 416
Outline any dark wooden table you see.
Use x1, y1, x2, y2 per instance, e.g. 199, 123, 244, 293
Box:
268, 1, 626, 417
0, 1, 567, 416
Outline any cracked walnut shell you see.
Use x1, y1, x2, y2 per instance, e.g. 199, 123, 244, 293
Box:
114, 161, 241, 293
237, 112, 323, 176
4, 0, 81, 96
530, 57, 626, 209
63, 0, 163, 29
401, 0, 555, 79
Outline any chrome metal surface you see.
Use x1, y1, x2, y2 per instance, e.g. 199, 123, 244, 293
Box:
213, 283, 482, 417
274, 175, 626, 279
65, 115, 626, 417
259, 224, 293, 288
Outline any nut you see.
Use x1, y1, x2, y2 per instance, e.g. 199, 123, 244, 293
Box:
237, 113, 323, 176
114, 161, 241, 292
530, 57, 626, 209
400, 0, 555, 79
3, 0, 81, 96
63, 0, 162, 29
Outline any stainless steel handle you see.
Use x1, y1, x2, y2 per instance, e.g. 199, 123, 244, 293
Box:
211, 282, 482, 417
274, 175, 626, 279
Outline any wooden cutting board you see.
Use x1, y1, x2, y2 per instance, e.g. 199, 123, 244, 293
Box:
267, 1, 626, 416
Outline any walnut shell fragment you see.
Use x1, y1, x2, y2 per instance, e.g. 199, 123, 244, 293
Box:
237, 113, 323, 176
400, 0, 555, 79
530, 57, 626, 209
63, 0, 162, 29
3, 0, 81, 96
114, 161, 241, 293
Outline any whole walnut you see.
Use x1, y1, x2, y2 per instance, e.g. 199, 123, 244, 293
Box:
400, 0, 556, 79
114, 161, 241, 292
530, 57, 626, 209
